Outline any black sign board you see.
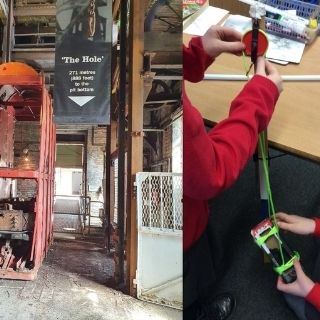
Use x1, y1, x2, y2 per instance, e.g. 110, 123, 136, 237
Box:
54, 0, 112, 124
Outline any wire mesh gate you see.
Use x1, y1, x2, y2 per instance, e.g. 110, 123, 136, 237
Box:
136, 172, 182, 309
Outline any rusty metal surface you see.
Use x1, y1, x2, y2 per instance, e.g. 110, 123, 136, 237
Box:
0, 72, 55, 280
0, 108, 14, 167
0, 106, 15, 199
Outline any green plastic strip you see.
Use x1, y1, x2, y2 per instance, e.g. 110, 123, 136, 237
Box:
274, 252, 300, 275
255, 224, 279, 247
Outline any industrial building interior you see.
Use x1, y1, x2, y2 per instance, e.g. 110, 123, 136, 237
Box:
0, 0, 182, 319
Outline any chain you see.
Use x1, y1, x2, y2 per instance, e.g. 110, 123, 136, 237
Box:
88, 0, 96, 38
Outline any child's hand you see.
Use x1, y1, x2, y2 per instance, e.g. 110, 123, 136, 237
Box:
255, 57, 283, 93
201, 25, 245, 59
277, 261, 314, 298
276, 212, 316, 235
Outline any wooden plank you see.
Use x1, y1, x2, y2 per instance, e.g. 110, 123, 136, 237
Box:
113, 0, 121, 20
14, 5, 56, 17
127, 0, 144, 297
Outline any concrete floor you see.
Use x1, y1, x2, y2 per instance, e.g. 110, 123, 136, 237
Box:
0, 238, 182, 320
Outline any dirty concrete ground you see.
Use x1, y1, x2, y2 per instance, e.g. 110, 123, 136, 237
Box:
0, 238, 182, 320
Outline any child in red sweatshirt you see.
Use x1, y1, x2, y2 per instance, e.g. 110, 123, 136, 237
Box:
277, 213, 320, 320
184, 25, 283, 320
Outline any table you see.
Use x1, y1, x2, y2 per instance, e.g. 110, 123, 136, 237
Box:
184, 33, 320, 161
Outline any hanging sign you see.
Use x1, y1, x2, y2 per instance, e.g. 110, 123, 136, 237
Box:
54, 0, 112, 124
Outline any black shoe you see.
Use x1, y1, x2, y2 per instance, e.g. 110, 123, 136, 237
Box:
195, 293, 236, 320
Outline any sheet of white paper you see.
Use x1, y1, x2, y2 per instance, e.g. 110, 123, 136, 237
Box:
222, 14, 252, 33
184, 6, 229, 36
267, 58, 289, 65
266, 34, 305, 64
223, 15, 305, 64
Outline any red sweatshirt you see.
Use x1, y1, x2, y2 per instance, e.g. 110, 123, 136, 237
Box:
305, 218, 320, 311
183, 36, 280, 251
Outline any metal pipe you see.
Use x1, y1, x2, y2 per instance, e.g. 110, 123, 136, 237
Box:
4, 0, 13, 63
204, 74, 320, 81
83, 134, 88, 227
105, 125, 111, 253
143, 129, 165, 132
151, 64, 182, 69
144, 99, 178, 104
153, 75, 182, 80
117, 0, 127, 287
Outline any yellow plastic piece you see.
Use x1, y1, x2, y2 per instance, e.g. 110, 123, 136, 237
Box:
309, 18, 318, 29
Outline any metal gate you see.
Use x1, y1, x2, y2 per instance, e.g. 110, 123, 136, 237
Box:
136, 172, 182, 309
53, 196, 83, 235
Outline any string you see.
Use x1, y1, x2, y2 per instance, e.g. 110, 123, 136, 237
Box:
241, 50, 285, 265
241, 51, 251, 77
258, 133, 285, 265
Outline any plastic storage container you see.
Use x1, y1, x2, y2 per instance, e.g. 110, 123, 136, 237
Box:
265, 0, 320, 43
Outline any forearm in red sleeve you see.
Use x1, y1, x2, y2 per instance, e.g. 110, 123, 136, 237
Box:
183, 75, 279, 200
305, 218, 320, 311
183, 36, 214, 83
306, 284, 320, 311
313, 218, 320, 237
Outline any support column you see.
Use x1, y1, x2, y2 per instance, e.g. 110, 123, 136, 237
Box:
2, 0, 12, 63
116, 0, 128, 287
126, 0, 145, 296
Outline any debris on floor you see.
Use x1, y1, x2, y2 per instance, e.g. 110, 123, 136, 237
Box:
0, 238, 182, 320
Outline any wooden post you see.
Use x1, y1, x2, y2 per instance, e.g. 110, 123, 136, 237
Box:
126, 0, 145, 296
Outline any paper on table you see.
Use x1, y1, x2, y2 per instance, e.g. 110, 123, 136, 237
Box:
266, 34, 305, 64
222, 14, 252, 34
223, 14, 305, 64
267, 58, 289, 65
183, 6, 229, 36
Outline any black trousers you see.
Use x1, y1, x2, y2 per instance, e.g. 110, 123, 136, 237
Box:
184, 229, 215, 309
183, 226, 222, 310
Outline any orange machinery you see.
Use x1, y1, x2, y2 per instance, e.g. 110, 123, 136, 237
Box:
0, 62, 56, 280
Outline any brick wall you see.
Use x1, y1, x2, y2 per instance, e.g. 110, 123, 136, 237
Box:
14, 122, 40, 198
16, 180, 37, 198
87, 127, 107, 203
12, 123, 109, 204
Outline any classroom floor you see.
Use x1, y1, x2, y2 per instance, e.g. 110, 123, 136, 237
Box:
207, 149, 320, 320
0, 238, 182, 320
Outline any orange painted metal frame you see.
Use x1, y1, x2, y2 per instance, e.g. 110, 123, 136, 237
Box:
0, 74, 56, 280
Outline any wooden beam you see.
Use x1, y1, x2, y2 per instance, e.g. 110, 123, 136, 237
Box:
127, 0, 144, 297
0, 0, 8, 21
113, 0, 120, 20
14, 5, 56, 17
